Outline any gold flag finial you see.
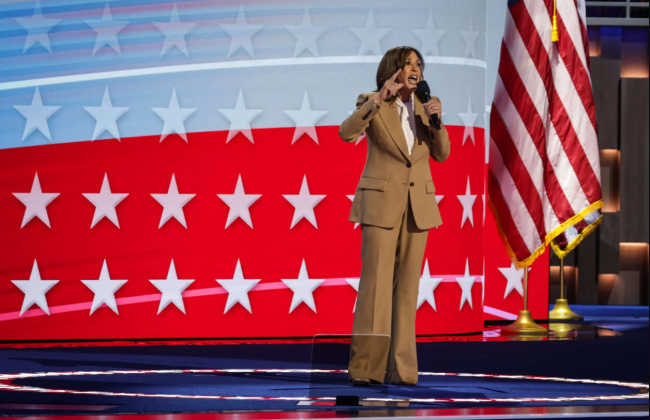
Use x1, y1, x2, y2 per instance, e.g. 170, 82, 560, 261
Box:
552, 0, 559, 42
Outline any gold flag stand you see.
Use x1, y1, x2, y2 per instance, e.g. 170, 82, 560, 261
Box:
549, 258, 584, 321
502, 265, 548, 336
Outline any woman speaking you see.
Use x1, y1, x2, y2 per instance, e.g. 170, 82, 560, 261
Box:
339, 46, 450, 386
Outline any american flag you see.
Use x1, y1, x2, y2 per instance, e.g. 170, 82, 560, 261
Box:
488, 0, 602, 268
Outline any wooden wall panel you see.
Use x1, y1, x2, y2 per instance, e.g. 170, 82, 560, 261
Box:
620, 78, 650, 244
577, 231, 599, 305
599, 213, 620, 274
591, 57, 621, 149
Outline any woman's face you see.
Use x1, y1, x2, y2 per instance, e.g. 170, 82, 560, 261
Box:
397, 51, 422, 93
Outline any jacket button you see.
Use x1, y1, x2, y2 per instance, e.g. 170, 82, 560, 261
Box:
406, 162, 412, 168
410, 182, 415, 187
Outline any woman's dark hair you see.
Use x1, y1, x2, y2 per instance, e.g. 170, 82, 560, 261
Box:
376, 46, 425, 93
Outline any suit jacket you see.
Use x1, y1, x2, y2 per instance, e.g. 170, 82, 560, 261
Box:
339, 92, 451, 230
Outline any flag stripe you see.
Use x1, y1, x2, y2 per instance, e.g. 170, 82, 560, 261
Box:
489, 137, 543, 254
493, 74, 544, 205
496, 40, 576, 227
527, 0, 601, 190
487, 170, 534, 262
502, 5, 572, 217
546, 122, 591, 216
572, 0, 592, 71
512, 0, 601, 207
553, 4, 598, 132
490, 105, 547, 240
553, 0, 592, 87
488, 0, 602, 266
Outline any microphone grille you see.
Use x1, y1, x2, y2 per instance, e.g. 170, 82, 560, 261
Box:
416, 80, 430, 96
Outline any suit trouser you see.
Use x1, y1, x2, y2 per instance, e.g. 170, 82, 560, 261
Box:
348, 193, 429, 384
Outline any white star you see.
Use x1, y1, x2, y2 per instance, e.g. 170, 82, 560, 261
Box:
347, 195, 360, 229
282, 259, 325, 313
84, 87, 129, 141
284, 92, 327, 145
81, 260, 127, 315
83, 173, 128, 229
456, 259, 476, 310
13, 173, 59, 228
218, 90, 262, 144
347, 112, 366, 145
346, 278, 360, 312
220, 5, 263, 58
151, 174, 195, 229
153, 3, 196, 57
217, 174, 261, 229
499, 263, 528, 299
351, 10, 391, 56
14, 86, 60, 142
152, 88, 196, 143
14, 0, 61, 53
283, 175, 326, 229
217, 259, 261, 314
286, 7, 327, 57
413, 11, 446, 56
85, 2, 129, 55
458, 95, 478, 146
150, 260, 194, 314
12, 260, 58, 316
457, 177, 477, 229
460, 15, 479, 59
417, 260, 443, 311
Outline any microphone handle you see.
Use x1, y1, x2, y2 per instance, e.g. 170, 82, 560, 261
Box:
432, 114, 442, 131
423, 93, 442, 130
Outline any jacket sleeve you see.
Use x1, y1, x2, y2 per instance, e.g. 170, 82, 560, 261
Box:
339, 93, 381, 143
428, 96, 451, 162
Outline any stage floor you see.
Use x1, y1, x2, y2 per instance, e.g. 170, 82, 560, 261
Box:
0, 306, 647, 419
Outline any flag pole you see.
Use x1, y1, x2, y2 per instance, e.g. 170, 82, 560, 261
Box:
501, 264, 548, 336
549, 257, 584, 321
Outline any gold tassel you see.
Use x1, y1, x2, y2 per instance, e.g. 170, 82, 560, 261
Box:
552, 0, 559, 42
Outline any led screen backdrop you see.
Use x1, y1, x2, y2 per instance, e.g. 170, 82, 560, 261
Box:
0, 0, 548, 341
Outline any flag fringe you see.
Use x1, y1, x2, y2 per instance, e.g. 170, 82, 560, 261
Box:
550, 212, 603, 259
487, 196, 604, 269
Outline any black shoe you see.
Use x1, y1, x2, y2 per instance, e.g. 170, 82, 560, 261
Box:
351, 378, 370, 386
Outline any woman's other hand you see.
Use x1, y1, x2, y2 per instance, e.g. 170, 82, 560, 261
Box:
374, 70, 403, 105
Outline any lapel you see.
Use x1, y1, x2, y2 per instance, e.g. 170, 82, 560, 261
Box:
413, 94, 431, 129
377, 99, 411, 161
411, 95, 432, 161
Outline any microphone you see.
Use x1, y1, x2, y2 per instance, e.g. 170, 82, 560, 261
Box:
416, 80, 441, 130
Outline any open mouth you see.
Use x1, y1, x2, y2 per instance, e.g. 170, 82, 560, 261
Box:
408, 75, 418, 84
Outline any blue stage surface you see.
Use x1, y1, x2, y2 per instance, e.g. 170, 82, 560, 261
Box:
0, 306, 647, 418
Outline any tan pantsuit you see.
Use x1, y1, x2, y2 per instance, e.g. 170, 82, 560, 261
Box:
350, 193, 429, 383
339, 92, 450, 384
